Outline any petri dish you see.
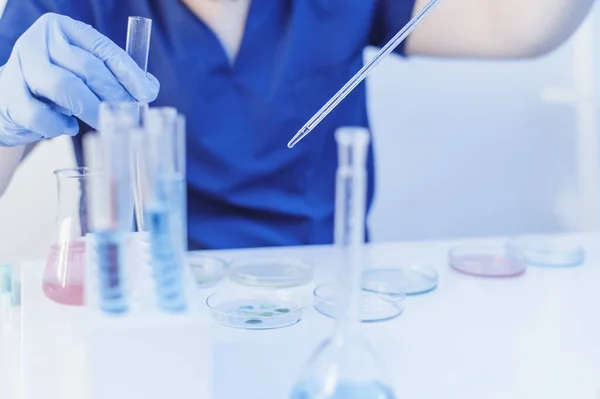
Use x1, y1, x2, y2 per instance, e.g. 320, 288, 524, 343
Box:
362, 265, 438, 296
449, 245, 526, 278
313, 283, 405, 323
206, 288, 303, 330
505, 236, 585, 267
229, 257, 314, 288
187, 255, 228, 288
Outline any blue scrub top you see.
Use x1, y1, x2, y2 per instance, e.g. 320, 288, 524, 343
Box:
0, 0, 416, 250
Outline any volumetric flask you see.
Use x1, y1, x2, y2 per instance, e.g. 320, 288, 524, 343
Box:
43, 168, 92, 306
291, 128, 397, 399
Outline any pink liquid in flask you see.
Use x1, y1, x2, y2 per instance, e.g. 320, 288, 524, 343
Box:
42, 240, 86, 306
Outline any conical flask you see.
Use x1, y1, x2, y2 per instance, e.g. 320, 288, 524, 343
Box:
290, 127, 397, 399
42, 167, 92, 306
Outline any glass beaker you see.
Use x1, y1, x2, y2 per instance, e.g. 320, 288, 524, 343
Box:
42, 167, 92, 306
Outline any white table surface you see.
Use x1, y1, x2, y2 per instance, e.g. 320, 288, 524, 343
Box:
4, 234, 600, 399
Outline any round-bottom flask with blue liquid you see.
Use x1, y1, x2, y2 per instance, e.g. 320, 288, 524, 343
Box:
289, 332, 397, 399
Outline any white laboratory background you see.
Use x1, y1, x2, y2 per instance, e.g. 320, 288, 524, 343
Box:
0, 2, 599, 263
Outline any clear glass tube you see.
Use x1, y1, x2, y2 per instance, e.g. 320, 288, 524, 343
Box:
126, 16, 152, 72
139, 108, 187, 312
290, 127, 397, 399
98, 101, 148, 231
177, 114, 188, 251
124, 17, 152, 230
99, 102, 146, 134
84, 132, 130, 313
333, 127, 369, 329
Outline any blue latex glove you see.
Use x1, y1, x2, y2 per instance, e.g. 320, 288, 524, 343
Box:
0, 13, 160, 146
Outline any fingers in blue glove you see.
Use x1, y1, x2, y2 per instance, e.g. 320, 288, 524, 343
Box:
54, 14, 160, 102
0, 61, 78, 142
50, 37, 136, 104
15, 13, 159, 129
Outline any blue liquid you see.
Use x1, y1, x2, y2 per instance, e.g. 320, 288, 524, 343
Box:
154, 177, 187, 252
290, 381, 396, 399
146, 201, 186, 312
95, 231, 127, 313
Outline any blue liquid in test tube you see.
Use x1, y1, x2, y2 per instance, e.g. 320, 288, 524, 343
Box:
140, 108, 188, 312
95, 230, 127, 313
84, 132, 131, 313
145, 204, 186, 311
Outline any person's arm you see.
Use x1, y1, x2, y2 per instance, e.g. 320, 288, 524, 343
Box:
406, 0, 596, 58
0, 143, 36, 197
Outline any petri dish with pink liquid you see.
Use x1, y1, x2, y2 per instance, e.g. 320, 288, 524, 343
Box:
448, 244, 526, 278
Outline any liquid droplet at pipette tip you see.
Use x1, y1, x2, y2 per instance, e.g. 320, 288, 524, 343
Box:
287, 126, 311, 148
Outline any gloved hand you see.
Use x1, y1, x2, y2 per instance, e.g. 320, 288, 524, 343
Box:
0, 13, 160, 146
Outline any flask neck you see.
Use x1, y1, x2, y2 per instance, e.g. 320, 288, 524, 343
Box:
53, 168, 90, 243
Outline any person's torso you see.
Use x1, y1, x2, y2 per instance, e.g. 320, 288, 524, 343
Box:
73, 0, 376, 249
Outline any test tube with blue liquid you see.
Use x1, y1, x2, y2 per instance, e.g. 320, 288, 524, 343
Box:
139, 108, 187, 312
83, 129, 132, 314
290, 128, 396, 399
98, 102, 147, 234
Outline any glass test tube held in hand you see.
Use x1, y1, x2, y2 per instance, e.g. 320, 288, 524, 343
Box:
126, 16, 152, 72
138, 108, 187, 312
291, 128, 396, 399
84, 131, 132, 314
125, 16, 152, 231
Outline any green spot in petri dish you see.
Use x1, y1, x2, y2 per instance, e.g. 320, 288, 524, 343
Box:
245, 319, 262, 325
259, 312, 274, 317
275, 308, 291, 313
240, 305, 254, 310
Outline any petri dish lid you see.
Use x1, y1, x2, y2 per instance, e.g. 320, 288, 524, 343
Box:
362, 265, 438, 296
187, 255, 229, 288
206, 288, 303, 330
313, 283, 405, 323
229, 257, 314, 288
449, 245, 526, 278
505, 236, 585, 267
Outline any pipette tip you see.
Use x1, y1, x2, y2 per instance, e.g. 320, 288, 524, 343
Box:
287, 127, 311, 149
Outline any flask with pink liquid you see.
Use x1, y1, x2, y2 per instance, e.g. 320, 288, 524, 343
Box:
42, 167, 92, 306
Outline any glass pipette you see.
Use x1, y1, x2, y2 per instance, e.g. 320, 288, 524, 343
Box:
287, 0, 444, 148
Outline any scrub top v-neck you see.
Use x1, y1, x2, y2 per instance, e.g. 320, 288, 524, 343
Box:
0, 0, 417, 250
